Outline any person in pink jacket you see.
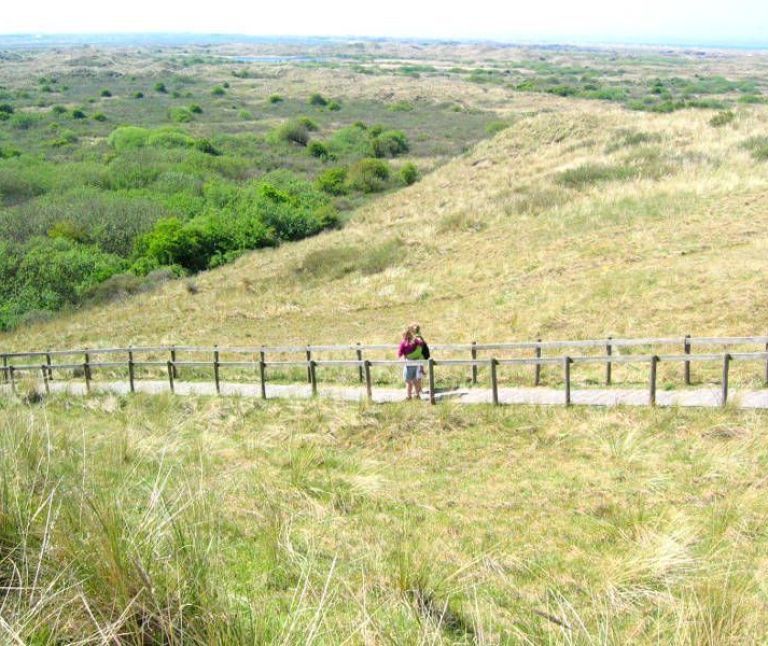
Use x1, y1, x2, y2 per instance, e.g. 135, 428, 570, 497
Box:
398, 326, 424, 400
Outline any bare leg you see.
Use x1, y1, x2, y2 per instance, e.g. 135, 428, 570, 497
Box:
414, 377, 423, 399
406, 380, 414, 399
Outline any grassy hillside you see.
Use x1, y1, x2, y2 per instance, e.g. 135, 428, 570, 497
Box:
3, 394, 768, 643
5, 99, 768, 352
4, 43, 768, 645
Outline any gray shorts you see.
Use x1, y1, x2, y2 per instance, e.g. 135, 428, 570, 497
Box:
404, 365, 420, 382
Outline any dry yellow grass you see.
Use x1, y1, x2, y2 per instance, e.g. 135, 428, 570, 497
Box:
5, 98, 768, 353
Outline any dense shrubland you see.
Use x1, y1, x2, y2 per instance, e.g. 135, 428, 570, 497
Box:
0, 61, 488, 330
0, 49, 516, 330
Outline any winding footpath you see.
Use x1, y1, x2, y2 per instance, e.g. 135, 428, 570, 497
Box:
4, 378, 768, 408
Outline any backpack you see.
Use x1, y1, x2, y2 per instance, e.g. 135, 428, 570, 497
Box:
419, 338, 430, 360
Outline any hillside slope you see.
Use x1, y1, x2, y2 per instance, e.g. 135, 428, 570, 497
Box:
5, 100, 768, 350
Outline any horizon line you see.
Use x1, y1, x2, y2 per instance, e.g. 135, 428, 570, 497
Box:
1, 31, 767, 52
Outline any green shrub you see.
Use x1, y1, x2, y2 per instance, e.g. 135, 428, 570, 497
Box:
100, 89, 112, 97
133, 91, 144, 99
194, 138, 220, 156
316, 167, 348, 195
309, 93, 328, 106
298, 116, 319, 131
327, 100, 342, 111
107, 126, 150, 151
92, 112, 107, 122
388, 101, 414, 112
329, 124, 374, 158
51, 104, 67, 115
485, 121, 510, 135
154, 82, 167, 93
49, 129, 79, 147
400, 162, 419, 185
0, 103, 15, 115
0, 146, 21, 159
10, 113, 40, 129
134, 217, 215, 272
271, 120, 310, 146
238, 109, 252, 120
0, 236, 124, 316
168, 107, 193, 123
709, 110, 735, 127
71, 109, 87, 120
308, 140, 332, 160
268, 94, 283, 104
741, 136, 768, 161
372, 130, 409, 158
345, 158, 390, 193
189, 104, 203, 114
211, 85, 226, 96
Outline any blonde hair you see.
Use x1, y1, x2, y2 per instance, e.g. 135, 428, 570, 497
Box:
403, 328, 414, 341
409, 322, 421, 335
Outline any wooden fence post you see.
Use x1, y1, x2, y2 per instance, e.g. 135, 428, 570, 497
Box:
84, 352, 91, 394
128, 348, 135, 394
649, 355, 658, 406
722, 353, 730, 408
605, 337, 612, 386
46, 351, 53, 380
471, 341, 478, 384
167, 361, 175, 394
170, 346, 178, 379
41, 365, 50, 395
428, 359, 436, 405
259, 350, 267, 400
534, 339, 542, 386
364, 360, 373, 401
356, 343, 364, 383
564, 356, 572, 407
684, 335, 691, 385
9, 366, 15, 394
306, 347, 312, 384
490, 358, 499, 406
1, 354, 7, 384
213, 347, 221, 395
309, 360, 318, 396
764, 342, 768, 386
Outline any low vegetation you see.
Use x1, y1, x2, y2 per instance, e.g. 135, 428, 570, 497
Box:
2, 394, 767, 643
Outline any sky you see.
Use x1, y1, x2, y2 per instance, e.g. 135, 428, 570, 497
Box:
2, 0, 767, 47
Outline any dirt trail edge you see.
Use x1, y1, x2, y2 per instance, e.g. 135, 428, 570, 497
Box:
3, 380, 768, 408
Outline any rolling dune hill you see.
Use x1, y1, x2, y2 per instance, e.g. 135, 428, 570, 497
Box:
5, 99, 768, 352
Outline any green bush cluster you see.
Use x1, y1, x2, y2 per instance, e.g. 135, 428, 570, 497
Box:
741, 136, 768, 161
135, 171, 337, 273
709, 110, 735, 127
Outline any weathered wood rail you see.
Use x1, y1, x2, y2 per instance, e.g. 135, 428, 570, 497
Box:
2, 335, 768, 407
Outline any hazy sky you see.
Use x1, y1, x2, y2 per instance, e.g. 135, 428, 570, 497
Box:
2, 0, 767, 46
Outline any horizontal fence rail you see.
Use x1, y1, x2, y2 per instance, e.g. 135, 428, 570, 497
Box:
4, 333, 768, 408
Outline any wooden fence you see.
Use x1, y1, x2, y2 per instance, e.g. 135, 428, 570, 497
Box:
2, 335, 768, 407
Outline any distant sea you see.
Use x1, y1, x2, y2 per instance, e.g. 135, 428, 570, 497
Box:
0, 33, 765, 52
